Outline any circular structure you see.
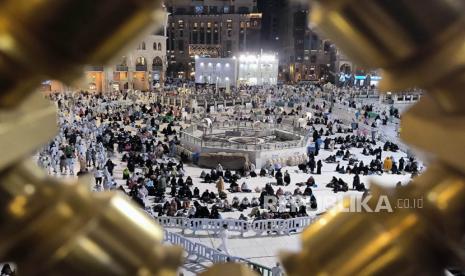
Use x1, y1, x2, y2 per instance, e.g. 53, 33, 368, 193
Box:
228, 137, 265, 145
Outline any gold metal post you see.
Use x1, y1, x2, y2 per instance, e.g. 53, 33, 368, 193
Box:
0, 0, 183, 275
283, 0, 465, 275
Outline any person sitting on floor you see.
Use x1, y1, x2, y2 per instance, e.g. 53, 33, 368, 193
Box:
326, 177, 338, 189
284, 170, 291, 186
200, 189, 211, 202
239, 197, 251, 210
306, 176, 316, 186
251, 197, 260, 207
224, 169, 232, 181
193, 187, 200, 198
223, 199, 232, 212
231, 197, 240, 209
210, 205, 221, 219
229, 180, 240, 192
294, 188, 303, 196
241, 182, 252, 192
204, 173, 212, 183
304, 186, 313, 196
200, 170, 206, 179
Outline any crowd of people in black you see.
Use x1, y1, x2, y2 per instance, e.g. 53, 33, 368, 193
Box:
42, 90, 420, 228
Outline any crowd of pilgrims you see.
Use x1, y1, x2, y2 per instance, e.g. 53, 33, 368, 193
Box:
37, 88, 420, 224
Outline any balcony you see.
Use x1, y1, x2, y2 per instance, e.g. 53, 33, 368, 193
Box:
135, 65, 147, 71
152, 65, 163, 71
116, 65, 128, 71
86, 65, 104, 71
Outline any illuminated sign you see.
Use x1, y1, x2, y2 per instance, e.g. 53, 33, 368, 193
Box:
355, 75, 382, 81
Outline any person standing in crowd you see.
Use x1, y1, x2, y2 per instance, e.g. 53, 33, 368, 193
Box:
216, 176, 225, 194
217, 224, 230, 255
271, 262, 283, 276
316, 160, 323, 175
94, 167, 104, 190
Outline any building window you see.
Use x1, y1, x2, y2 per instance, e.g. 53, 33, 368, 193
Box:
238, 7, 249, 14
158, 43, 162, 51
200, 29, 205, 44
226, 41, 232, 55
178, 40, 184, 52
136, 57, 146, 66
193, 31, 199, 44
153, 56, 163, 67
141, 42, 146, 50
213, 31, 219, 44
195, 6, 204, 14
210, 6, 218, 14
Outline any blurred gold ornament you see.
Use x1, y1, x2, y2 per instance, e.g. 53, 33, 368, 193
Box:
283, 0, 465, 275
0, 0, 183, 275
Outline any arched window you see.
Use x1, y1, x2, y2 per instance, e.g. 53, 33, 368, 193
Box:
116, 56, 128, 71
141, 41, 146, 50
340, 64, 352, 74
153, 56, 163, 67
120, 56, 127, 66
158, 43, 162, 51
324, 41, 331, 52
136, 57, 146, 66
153, 42, 157, 50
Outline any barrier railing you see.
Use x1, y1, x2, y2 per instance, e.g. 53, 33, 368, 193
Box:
164, 230, 273, 275
156, 216, 315, 237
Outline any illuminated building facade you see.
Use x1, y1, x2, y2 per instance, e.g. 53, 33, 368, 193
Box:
195, 53, 278, 87
42, 22, 168, 93
237, 53, 279, 86
165, 0, 262, 79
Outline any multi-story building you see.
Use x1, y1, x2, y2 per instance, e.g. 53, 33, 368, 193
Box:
335, 49, 353, 75
259, 0, 335, 83
257, 0, 286, 53
165, 0, 262, 79
42, 19, 168, 94
195, 53, 278, 87
237, 53, 279, 86
195, 57, 237, 88
284, 4, 334, 83
85, 29, 167, 93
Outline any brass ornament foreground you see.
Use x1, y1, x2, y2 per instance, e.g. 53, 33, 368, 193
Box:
1, 0, 464, 275
0, 0, 185, 275
283, 0, 465, 275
